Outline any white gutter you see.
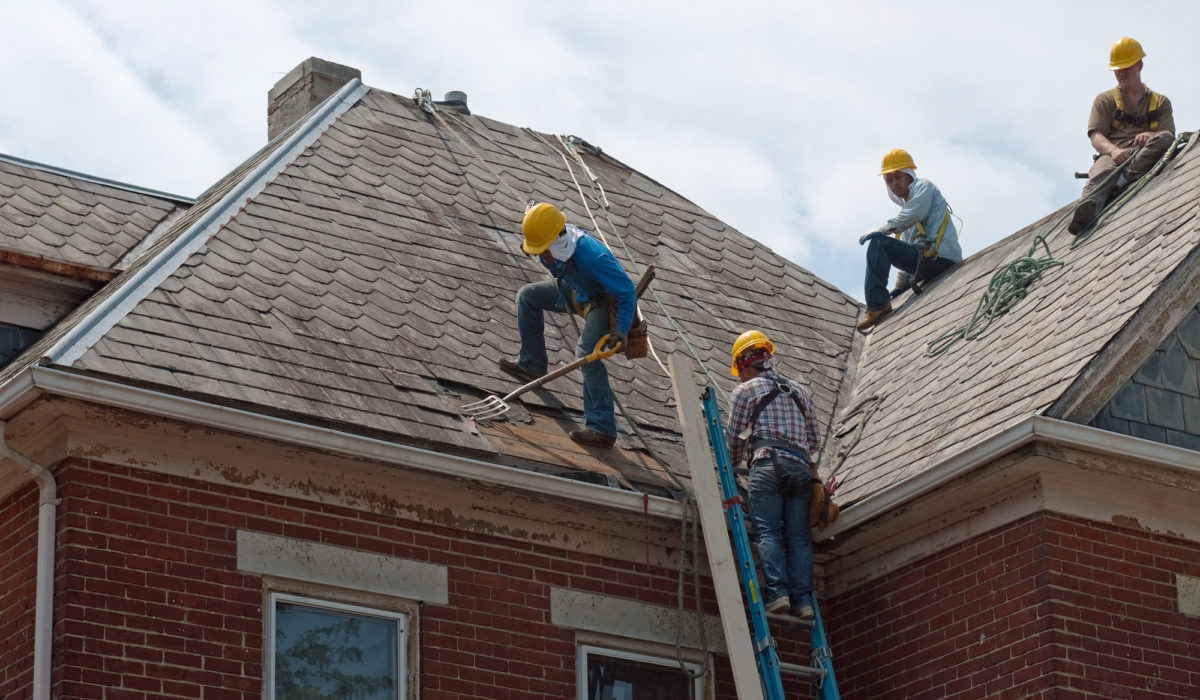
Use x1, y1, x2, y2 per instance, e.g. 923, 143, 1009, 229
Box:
0, 419, 57, 700
43, 78, 370, 367
820, 414, 1200, 540
26, 366, 683, 520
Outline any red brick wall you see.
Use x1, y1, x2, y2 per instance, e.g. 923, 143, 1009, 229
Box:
826, 512, 1200, 700
41, 457, 769, 699
0, 481, 39, 699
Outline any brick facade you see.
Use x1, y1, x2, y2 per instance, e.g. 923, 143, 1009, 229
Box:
826, 512, 1200, 699
10, 456, 1197, 698
7, 457, 818, 699
1, 482, 38, 699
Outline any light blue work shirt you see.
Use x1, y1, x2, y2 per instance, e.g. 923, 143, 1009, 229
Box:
884, 178, 962, 263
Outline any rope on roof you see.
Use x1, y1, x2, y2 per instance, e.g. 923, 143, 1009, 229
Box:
925, 235, 1063, 358
1070, 131, 1192, 247
532, 131, 731, 402
924, 131, 1193, 358
415, 92, 714, 677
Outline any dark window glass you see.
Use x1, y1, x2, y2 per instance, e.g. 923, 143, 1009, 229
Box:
273, 599, 401, 700
585, 652, 695, 700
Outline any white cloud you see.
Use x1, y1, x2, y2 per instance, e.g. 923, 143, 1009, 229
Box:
0, 0, 1197, 302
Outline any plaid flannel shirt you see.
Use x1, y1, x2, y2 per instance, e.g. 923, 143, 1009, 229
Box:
725, 368, 820, 468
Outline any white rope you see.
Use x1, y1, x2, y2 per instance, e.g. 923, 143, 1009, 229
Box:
532, 132, 729, 402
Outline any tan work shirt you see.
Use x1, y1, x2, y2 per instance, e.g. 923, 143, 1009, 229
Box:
1087, 86, 1175, 148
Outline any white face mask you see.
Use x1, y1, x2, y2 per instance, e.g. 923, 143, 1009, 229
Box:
885, 168, 917, 206
547, 224, 583, 261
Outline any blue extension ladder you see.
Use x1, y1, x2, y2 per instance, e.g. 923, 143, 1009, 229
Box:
701, 387, 841, 700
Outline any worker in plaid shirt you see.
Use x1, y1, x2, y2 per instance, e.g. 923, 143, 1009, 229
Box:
725, 330, 819, 620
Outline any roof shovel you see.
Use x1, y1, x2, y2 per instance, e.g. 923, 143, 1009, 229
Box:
461, 335, 621, 421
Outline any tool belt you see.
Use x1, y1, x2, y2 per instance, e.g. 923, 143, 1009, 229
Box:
749, 439, 839, 530
565, 287, 649, 360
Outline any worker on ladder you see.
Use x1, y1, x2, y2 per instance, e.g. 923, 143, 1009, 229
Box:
499, 202, 635, 449
725, 331, 821, 619
857, 149, 962, 331
1068, 37, 1176, 235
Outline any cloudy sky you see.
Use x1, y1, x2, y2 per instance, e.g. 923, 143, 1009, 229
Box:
1, 1, 1197, 300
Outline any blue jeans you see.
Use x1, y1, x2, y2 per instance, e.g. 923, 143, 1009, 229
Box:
747, 454, 813, 607
864, 235, 955, 310
515, 281, 616, 436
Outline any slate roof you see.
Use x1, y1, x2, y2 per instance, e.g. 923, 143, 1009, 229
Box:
0, 82, 860, 496
829, 132, 1200, 505
0, 154, 191, 272
5, 74, 1193, 510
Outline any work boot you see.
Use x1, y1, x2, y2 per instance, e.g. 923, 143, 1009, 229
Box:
498, 359, 543, 383
570, 429, 616, 448
766, 596, 791, 614
1067, 198, 1099, 236
856, 304, 893, 331
792, 604, 815, 620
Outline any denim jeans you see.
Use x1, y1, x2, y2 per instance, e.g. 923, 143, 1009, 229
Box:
515, 280, 616, 436
864, 235, 956, 310
747, 454, 813, 607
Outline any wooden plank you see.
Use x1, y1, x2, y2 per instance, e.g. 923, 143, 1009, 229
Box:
668, 353, 764, 700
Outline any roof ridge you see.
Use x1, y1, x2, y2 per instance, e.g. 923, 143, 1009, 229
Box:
42, 79, 370, 367
0, 152, 195, 204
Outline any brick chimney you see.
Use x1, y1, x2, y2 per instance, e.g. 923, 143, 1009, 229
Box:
267, 57, 361, 141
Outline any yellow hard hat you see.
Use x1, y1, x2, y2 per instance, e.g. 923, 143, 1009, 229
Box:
521, 203, 567, 254
879, 148, 916, 175
731, 330, 775, 376
1108, 37, 1146, 70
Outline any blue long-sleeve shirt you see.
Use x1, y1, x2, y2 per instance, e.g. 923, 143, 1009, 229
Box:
885, 178, 962, 263
540, 227, 637, 333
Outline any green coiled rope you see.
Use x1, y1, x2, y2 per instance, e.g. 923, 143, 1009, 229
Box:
925, 235, 1063, 357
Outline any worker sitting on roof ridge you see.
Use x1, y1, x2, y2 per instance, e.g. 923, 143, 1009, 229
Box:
857, 148, 962, 331
725, 330, 820, 620
499, 202, 636, 449
1069, 36, 1175, 236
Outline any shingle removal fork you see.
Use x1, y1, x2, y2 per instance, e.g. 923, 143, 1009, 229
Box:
461, 335, 621, 420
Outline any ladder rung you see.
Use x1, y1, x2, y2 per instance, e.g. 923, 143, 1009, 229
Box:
778, 660, 823, 678
765, 612, 815, 627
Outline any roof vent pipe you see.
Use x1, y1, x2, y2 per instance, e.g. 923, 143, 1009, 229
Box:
436, 91, 470, 115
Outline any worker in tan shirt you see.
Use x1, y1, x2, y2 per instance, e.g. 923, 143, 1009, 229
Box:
1069, 37, 1175, 235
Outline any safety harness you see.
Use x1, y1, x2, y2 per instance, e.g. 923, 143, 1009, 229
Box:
736, 379, 812, 463
901, 208, 952, 260
736, 377, 839, 529
1111, 87, 1160, 131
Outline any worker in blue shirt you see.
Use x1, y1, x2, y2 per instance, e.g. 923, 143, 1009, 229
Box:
857, 149, 962, 331
500, 203, 635, 448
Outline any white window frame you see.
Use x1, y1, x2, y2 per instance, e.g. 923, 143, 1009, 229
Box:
577, 644, 706, 700
265, 591, 408, 700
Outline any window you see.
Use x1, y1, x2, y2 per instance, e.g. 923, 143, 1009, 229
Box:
578, 645, 705, 700
267, 593, 407, 700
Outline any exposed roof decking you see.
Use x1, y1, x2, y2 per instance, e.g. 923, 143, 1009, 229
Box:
50, 88, 858, 489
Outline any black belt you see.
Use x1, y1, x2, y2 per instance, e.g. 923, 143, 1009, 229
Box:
749, 438, 809, 464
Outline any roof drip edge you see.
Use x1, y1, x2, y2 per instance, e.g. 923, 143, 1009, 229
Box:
14, 366, 684, 520
817, 415, 1200, 540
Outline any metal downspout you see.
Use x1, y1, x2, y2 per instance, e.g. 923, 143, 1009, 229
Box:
1, 420, 57, 700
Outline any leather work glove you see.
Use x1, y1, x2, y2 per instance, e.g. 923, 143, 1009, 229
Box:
858, 229, 887, 245
890, 271, 912, 298
603, 331, 627, 353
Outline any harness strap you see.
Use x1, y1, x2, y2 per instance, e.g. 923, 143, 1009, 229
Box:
736, 380, 810, 456
914, 208, 951, 259
1111, 88, 1160, 131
